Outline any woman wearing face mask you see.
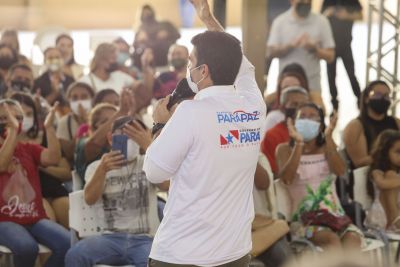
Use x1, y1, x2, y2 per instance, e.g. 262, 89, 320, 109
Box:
79, 43, 134, 94
10, 92, 41, 143
276, 103, 363, 249
112, 37, 141, 80
343, 80, 400, 198
10, 93, 72, 229
34, 47, 75, 109
0, 99, 70, 267
55, 34, 84, 80
56, 82, 95, 163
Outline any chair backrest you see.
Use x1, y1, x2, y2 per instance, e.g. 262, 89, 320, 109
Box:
254, 153, 277, 218
273, 179, 291, 220
353, 166, 372, 209
72, 170, 83, 191
69, 190, 105, 238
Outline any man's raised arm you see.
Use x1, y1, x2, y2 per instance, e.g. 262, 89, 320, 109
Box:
190, 0, 224, 32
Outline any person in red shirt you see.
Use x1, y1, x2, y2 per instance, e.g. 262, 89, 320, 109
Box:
261, 86, 309, 175
0, 99, 70, 267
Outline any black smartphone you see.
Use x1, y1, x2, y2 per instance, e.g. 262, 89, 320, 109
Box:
111, 134, 128, 160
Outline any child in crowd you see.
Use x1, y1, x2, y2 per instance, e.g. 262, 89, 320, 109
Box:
276, 103, 363, 249
366, 129, 400, 231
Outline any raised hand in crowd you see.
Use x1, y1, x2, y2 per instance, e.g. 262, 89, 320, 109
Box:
287, 117, 304, 143
325, 111, 338, 140
41, 101, 62, 167
118, 88, 136, 115
123, 120, 152, 151
3, 103, 19, 131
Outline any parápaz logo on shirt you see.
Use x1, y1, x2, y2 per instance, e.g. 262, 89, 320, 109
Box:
220, 128, 261, 148
217, 110, 260, 124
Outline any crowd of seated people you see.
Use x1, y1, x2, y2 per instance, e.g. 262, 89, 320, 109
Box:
0, 0, 397, 266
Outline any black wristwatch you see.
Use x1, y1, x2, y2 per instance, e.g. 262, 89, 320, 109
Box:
152, 123, 166, 135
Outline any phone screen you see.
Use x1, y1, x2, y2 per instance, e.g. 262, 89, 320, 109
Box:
111, 134, 128, 160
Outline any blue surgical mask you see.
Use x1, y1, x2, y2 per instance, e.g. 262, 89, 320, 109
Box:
117, 52, 130, 66
295, 119, 320, 142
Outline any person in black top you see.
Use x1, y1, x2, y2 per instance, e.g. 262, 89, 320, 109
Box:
33, 47, 74, 107
343, 80, 400, 198
133, 4, 181, 69
321, 0, 363, 111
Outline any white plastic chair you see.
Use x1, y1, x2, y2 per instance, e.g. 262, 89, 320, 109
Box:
69, 190, 134, 267
72, 170, 83, 192
353, 166, 400, 264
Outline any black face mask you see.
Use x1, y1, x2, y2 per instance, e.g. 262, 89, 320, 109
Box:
170, 58, 188, 70
284, 107, 297, 119
368, 98, 391, 115
296, 3, 312, 18
11, 80, 31, 93
106, 63, 119, 74
0, 56, 16, 70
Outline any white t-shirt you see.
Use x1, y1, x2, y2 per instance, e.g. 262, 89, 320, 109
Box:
85, 155, 159, 235
268, 8, 335, 90
56, 113, 79, 141
79, 70, 134, 93
143, 56, 266, 266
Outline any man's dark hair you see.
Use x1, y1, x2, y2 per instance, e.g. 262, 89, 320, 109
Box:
8, 63, 32, 76
191, 31, 242, 86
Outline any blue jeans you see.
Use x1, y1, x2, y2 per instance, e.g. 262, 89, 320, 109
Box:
0, 219, 70, 267
65, 233, 153, 267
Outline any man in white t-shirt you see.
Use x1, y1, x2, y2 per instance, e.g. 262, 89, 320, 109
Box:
143, 0, 266, 266
79, 42, 134, 93
65, 116, 168, 267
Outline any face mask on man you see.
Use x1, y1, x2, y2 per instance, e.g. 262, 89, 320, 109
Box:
11, 80, 31, 93
295, 118, 320, 142
186, 65, 205, 94
70, 100, 92, 116
171, 58, 188, 70
46, 59, 64, 72
296, 2, 312, 18
0, 56, 16, 70
22, 116, 34, 132
368, 98, 391, 115
117, 52, 130, 66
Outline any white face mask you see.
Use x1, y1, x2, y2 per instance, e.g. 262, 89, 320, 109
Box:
127, 139, 140, 161
70, 100, 92, 115
186, 65, 205, 94
22, 116, 34, 132
46, 59, 64, 72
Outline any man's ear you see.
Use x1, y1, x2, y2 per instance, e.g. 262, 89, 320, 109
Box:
202, 64, 210, 78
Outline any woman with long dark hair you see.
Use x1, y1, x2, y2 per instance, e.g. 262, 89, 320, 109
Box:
365, 130, 400, 231
56, 34, 84, 79
343, 80, 400, 198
